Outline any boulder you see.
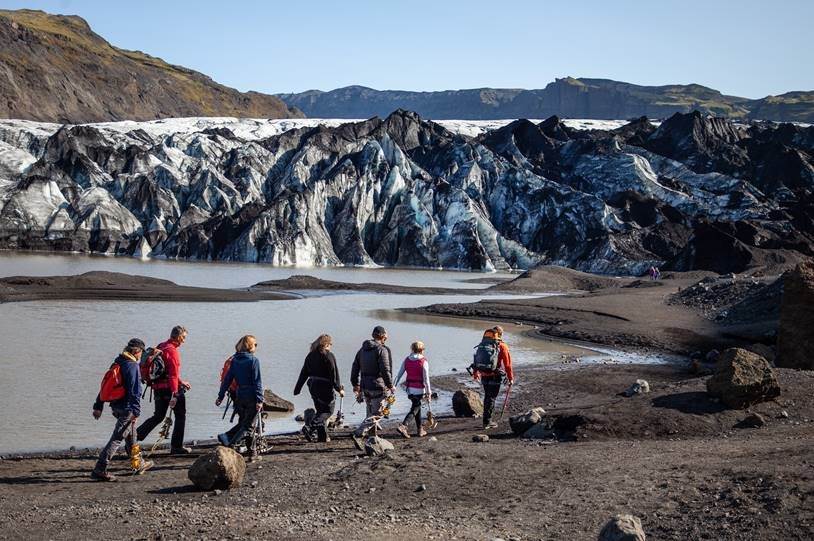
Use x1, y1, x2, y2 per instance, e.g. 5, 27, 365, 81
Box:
598, 514, 646, 541
509, 407, 546, 434
263, 389, 294, 412
364, 436, 395, 457
522, 422, 556, 440
622, 379, 650, 397
777, 262, 814, 369
188, 446, 246, 491
452, 389, 483, 417
706, 348, 780, 408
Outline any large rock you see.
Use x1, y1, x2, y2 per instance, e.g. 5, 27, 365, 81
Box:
622, 379, 650, 397
263, 389, 295, 412
364, 436, 395, 457
706, 348, 781, 408
188, 446, 246, 491
598, 514, 646, 541
777, 262, 814, 369
452, 389, 483, 417
522, 422, 556, 440
509, 407, 546, 435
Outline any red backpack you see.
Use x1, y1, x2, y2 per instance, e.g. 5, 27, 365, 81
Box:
220, 356, 238, 395
99, 362, 126, 402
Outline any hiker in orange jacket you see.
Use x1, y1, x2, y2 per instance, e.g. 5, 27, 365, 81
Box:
472, 326, 513, 429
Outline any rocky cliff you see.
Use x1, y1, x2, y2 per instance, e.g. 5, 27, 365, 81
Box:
0, 111, 811, 274
279, 79, 814, 123
0, 9, 301, 123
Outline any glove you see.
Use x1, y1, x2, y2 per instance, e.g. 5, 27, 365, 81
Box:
255, 402, 264, 412
215, 398, 222, 407
92, 409, 102, 420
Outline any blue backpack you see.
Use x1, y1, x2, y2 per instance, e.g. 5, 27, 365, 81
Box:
471, 338, 500, 371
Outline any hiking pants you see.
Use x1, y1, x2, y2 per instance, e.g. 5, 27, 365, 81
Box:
307, 378, 335, 442
481, 375, 503, 426
354, 389, 386, 438
136, 389, 186, 449
95, 407, 137, 472
402, 393, 423, 432
224, 397, 259, 448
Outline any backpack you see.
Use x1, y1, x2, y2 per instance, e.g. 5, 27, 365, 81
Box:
220, 356, 238, 395
139, 347, 166, 387
471, 338, 501, 371
100, 362, 126, 402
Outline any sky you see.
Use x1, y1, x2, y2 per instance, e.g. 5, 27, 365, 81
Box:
2, 0, 813, 98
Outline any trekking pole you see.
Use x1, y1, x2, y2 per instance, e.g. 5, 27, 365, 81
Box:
497, 382, 513, 423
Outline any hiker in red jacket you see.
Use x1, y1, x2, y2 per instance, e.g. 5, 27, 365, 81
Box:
136, 325, 192, 454
472, 326, 514, 430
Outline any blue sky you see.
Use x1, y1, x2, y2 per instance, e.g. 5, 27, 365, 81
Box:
3, 0, 812, 98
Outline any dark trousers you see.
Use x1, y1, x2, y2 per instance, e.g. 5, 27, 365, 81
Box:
307, 379, 335, 442
95, 408, 136, 472
224, 397, 259, 448
402, 394, 423, 431
136, 389, 186, 449
482, 375, 503, 426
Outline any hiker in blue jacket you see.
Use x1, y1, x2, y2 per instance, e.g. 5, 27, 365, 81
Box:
216, 335, 264, 456
91, 338, 154, 481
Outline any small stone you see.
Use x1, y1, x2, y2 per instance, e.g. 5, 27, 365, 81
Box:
416, 484, 426, 492
736, 412, 766, 429
598, 514, 645, 540
251, 481, 259, 488
214, 489, 222, 496
780, 410, 789, 419
472, 434, 489, 442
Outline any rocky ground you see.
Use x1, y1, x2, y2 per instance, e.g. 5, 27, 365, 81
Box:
413, 267, 783, 355
1, 363, 812, 540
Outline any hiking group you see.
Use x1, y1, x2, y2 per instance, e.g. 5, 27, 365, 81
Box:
90, 323, 513, 481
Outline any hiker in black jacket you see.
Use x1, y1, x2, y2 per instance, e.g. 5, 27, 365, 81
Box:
350, 325, 394, 449
91, 338, 153, 481
294, 334, 344, 442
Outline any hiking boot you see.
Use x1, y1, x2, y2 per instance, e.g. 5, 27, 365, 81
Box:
417, 428, 428, 437
396, 424, 411, 439
301, 426, 314, 443
90, 469, 116, 482
133, 459, 154, 475
350, 433, 364, 451
217, 433, 230, 447
483, 421, 498, 430
170, 446, 192, 455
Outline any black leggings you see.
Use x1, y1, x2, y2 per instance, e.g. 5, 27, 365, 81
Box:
307, 379, 335, 442
482, 375, 503, 425
402, 394, 423, 431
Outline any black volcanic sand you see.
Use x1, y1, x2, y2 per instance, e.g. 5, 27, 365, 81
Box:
252, 274, 479, 295
411, 267, 781, 355
0, 271, 296, 303
1, 363, 813, 540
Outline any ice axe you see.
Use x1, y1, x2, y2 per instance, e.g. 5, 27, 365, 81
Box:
423, 395, 438, 430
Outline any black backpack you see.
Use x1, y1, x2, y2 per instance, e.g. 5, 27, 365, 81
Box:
471, 338, 500, 371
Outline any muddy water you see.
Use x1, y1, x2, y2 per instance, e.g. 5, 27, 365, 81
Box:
0, 253, 591, 453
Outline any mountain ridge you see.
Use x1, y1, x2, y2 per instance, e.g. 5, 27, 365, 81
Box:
0, 9, 302, 123
278, 79, 814, 123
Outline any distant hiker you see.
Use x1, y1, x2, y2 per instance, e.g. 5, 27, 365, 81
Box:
471, 326, 514, 430
350, 325, 395, 450
136, 326, 192, 454
648, 266, 656, 280
91, 338, 153, 481
654, 267, 661, 280
216, 335, 264, 458
294, 334, 344, 442
393, 341, 432, 438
